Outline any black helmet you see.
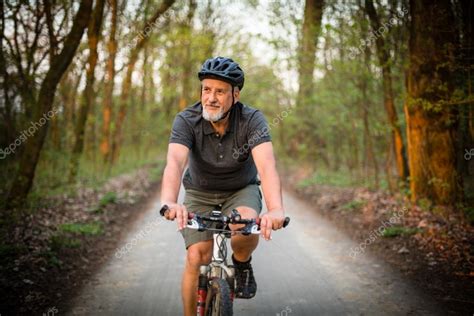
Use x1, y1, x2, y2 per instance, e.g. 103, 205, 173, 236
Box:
198, 57, 245, 90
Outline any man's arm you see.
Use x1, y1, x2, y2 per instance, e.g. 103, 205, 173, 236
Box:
251, 141, 285, 240
160, 143, 190, 230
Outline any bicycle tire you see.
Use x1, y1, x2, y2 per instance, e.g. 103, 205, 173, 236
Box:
205, 278, 233, 316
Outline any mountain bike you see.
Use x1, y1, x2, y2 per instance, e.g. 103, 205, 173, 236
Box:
159, 204, 290, 316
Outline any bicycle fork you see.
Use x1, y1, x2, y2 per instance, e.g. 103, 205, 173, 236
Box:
197, 266, 209, 316
196, 264, 235, 316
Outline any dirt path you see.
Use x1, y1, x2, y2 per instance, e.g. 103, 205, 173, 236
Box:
67, 188, 444, 315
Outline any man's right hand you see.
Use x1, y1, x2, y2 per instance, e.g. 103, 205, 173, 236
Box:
161, 202, 188, 231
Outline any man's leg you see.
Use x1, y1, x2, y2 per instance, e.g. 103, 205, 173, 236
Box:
182, 240, 213, 316
230, 206, 259, 261
230, 206, 259, 298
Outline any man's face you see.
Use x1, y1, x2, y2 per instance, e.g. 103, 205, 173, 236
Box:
201, 78, 239, 122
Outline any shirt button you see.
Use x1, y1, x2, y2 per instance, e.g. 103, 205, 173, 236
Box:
218, 143, 222, 147
219, 154, 223, 159
215, 133, 219, 137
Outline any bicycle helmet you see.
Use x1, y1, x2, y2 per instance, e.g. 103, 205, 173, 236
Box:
198, 57, 245, 90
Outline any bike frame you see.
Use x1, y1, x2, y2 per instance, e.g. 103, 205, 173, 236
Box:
197, 215, 235, 316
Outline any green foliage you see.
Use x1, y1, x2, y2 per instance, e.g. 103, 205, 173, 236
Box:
41, 250, 62, 268
382, 226, 421, 238
88, 192, 118, 213
59, 221, 103, 236
49, 235, 81, 251
296, 169, 359, 189
342, 200, 367, 212
0, 243, 27, 265
462, 206, 474, 225
417, 198, 433, 211
99, 192, 117, 207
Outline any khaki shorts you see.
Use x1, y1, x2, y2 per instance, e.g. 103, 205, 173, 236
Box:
181, 184, 263, 249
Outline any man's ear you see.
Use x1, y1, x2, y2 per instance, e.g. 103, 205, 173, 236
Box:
233, 87, 240, 102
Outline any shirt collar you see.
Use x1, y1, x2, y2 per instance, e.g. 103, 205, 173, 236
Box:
202, 102, 237, 135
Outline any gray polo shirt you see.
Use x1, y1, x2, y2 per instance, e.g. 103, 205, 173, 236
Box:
169, 101, 271, 192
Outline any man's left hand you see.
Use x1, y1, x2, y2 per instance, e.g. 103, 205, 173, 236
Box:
259, 210, 286, 241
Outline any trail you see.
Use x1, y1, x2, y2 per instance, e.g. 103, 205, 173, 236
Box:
67, 188, 442, 315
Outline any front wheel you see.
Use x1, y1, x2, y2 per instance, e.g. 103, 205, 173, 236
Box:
205, 278, 233, 316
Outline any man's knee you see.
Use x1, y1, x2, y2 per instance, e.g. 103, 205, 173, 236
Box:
235, 206, 258, 219
229, 206, 258, 232
186, 240, 212, 269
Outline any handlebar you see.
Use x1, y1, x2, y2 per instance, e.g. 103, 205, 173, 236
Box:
159, 204, 290, 234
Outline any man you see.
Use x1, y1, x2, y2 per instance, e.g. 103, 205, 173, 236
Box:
160, 56, 286, 316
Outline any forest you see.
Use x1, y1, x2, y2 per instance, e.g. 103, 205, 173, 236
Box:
1, 0, 472, 210
0, 0, 473, 314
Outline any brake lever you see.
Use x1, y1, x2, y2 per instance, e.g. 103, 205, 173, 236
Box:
187, 218, 207, 232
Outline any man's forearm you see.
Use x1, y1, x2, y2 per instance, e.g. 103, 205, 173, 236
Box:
160, 163, 184, 204
259, 165, 283, 212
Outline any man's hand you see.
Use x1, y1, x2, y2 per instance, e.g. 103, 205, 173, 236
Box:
259, 210, 286, 241
161, 202, 188, 231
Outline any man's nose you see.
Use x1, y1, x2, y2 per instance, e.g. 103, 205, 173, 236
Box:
208, 91, 218, 102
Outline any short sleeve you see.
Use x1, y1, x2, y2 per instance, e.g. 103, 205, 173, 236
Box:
169, 114, 194, 149
247, 110, 272, 150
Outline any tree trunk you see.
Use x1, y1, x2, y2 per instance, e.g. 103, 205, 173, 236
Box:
361, 88, 379, 189
178, 0, 197, 110
404, 0, 460, 204
6, 0, 93, 208
364, 0, 409, 182
110, 0, 175, 164
100, 0, 118, 164
296, 0, 324, 110
69, 0, 105, 182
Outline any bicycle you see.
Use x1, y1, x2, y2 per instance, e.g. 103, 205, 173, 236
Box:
159, 204, 290, 316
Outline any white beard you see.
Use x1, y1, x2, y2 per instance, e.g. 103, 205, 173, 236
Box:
202, 106, 224, 122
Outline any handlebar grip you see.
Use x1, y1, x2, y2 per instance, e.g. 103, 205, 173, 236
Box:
159, 204, 169, 216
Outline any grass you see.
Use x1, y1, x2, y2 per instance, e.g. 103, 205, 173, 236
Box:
41, 250, 63, 268
49, 235, 82, 251
296, 170, 356, 188
293, 167, 390, 190
59, 221, 103, 236
382, 226, 421, 238
0, 243, 28, 265
342, 200, 367, 212
30, 145, 165, 199
463, 206, 474, 225
88, 191, 118, 213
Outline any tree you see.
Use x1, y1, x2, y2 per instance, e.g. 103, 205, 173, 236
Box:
296, 0, 324, 110
6, 0, 93, 208
364, 0, 409, 182
109, 0, 175, 164
99, 0, 118, 163
404, 0, 461, 204
69, 0, 106, 181
295, 0, 325, 168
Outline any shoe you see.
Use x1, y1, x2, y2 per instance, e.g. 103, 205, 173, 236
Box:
232, 255, 257, 299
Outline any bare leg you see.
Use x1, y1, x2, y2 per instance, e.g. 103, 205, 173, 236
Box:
182, 240, 213, 316
230, 206, 259, 261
